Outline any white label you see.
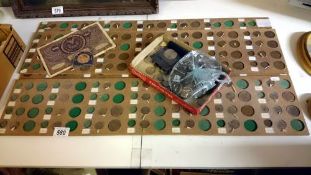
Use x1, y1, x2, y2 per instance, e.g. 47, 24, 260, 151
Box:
204, 18, 210, 22
13, 89, 21, 94
82, 129, 91, 134
171, 101, 177, 104
255, 86, 263, 91
137, 20, 143, 24
204, 27, 211, 30
29, 48, 36, 53
20, 69, 27, 73
129, 113, 137, 119
171, 20, 177, 23
244, 36, 251, 40
47, 101, 55, 106
8, 101, 16, 106
42, 21, 48, 25
136, 38, 142, 42
207, 36, 214, 40
127, 128, 135, 133
137, 28, 143, 31
25, 58, 32, 63
208, 46, 215, 50
218, 128, 227, 134
51, 6, 64, 15
246, 45, 253, 50
88, 100, 97, 105
4, 114, 12, 119
249, 56, 256, 61
122, 74, 129, 77
135, 48, 142, 52
95, 69, 102, 73
256, 19, 271, 27
131, 87, 138, 91
213, 99, 222, 104
240, 27, 247, 30
0, 129, 6, 134
172, 128, 180, 133
130, 100, 138, 104
240, 74, 247, 76
71, 28, 78, 32
91, 88, 99, 93
265, 127, 274, 134
172, 113, 180, 118
38, 29, 45, 33
271, 77, 280, 81
43, 114, 51, 120
251, 67, 259, 72
104, 28, 110, 32
84, 74, 91, 78
97, 58, 104, 63
53, 127, 70, 137
170, 28, 177, 31
39, 128, 48, 134
258, 99, 267, 104
216, 113, 224, 118
261, 113, 270, 118
51, 88, 59, 93
85, 114, 93, 119
238, 18, 245, 22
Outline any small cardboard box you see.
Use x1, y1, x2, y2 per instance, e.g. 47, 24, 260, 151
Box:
0, 24, 25, 97
130, 34, 231, 115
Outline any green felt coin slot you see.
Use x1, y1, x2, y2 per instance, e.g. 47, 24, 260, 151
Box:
72, 94, 84, 104
217, 119, 225, 127
90, 93, 97, 100
154, 93, 166, 102
257, 92, 265, 98
45, 107, 53, 114
40, 120, 49, 128
170, 23, 177, 28
75, 82, 87, 91
32, 63, 41, 70
36, 82, 48, 91
5, 107, 13, 114
247, 20, 256, 26
113, 94, 124, 104
92, 81, 100, 88
72, 24, 78, 28
131, 93, 138, 99
114, 81, 126, 90
123, 22, 132, 29
279, 79, 290, 89
236, 79, 249, 89
54, 34, 64, 40
131, 80, 139, 87
23, 120, 36, 132
224, 20, 234, 27
25, 82, 33, 90
120, 44, 130, 51
129, 105, 137, 113
11, 95, 18, 101
20, 95, 30, 102
291, 119, 305, 131
52, 82, 60, 88
32, 94, 44, 104
83, 120, 92, 128
100, 94, 110, 102
154, 106, 166, 116
87, 106, 95, 114
69, 107, 81, 118
193, 41, 203, 49
172, 119, 180, 127
199, 119, 211, 131
15, 83, 22, 88
104, 24, 110, 28
254, 80, 262, 86
49, 94, 57, 100
27, 107, 39, 118
128, 119, 136, 127
66, 120, 78, 132
240, 22, 246, 27
15, 107, 25, 116
200, 106, 210, 116
60, 22, 69, 29
154, 119, 166, 130
213, 22, 221, 28
244, 119, 257, 132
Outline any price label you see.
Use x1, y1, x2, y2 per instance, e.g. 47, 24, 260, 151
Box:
53, 127, 70, 137
51, 6, 64, 15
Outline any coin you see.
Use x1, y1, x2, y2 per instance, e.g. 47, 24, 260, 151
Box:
226, 92, 235, 101
267, 40, 278, 48
215, 92, 222, 98
273, 106, 282, 114
232, 62, 244, 70
228, 31, 238, 38
140, 120, 150, 128
228, 119, 240, 129
141, 93, 151, 100
277, 120, 287, 131
227, 105, 238, 114
215, 104, 224, 112
264, 31, 275, 38
286, 105, 300, 116
95, 121, 104, 129
238, 91, 251, 102
274, 61, 286, 70
269, 92, 279, 101
172, 104, 181, 112
229, 40, 240, 48
98, 108, 108, 116
108, 119, 121, 131
145, 66, 156, 75
0, 120, 8, 128
282, 91, 295, 102
141, 107, 150, 114
261, 105, 270, 113
185, 119, 195, 128
260, 62, 270, 69
270, 51, 282, 59
231, 51, 242, 59
241, 105, 255, 116
111, 105, 123, 117
163, 49, 178, 60
264, 119, 273, 127
217, 41, 226, 47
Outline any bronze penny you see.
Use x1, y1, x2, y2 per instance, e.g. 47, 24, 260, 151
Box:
219, 51, 228, 58
205, 22, 211, 28
264, 31, 275, 38
267, 40, 278, 48
245, 40, 252, 45
255, 41, 264, 47
0, 120, 8, 128
140, 120, 150, 128
228, 31, 238, 38
146, 33, 154, 40
217, 41, 227, 47
270, 51, 282, 59
105, 63, 113, 70
232, 61, 244, 70
243, 31, 250, 36
286, 105, 300, 116
266, 79, 276, 87
190, 21, 201, 27
180, 23, 188, 28
252, 31, 261, 37
171, 33, 178, 37
207, 31, 213, 36
241, 105, 255, 116
226, 92, 236, 101
264, 119, 273, 127
181, 32, 189, 38
111, 34, 118, 40
248, 51, 255, 56
116, 63, 127, 71
238, 91, 252, 102
261, 105, 270, 113
277, 120, 287, 131
95, 121, 104, 129
231, 51, 242, 59
269, 92, 279, 101
229, 40, 240, 48
257, 51, 267, 58
141, 93, 151, 100
282, 91, 295, 102
157, 22, 167, 28
172, 104, 181, 112
111, 105, 123, 117
121, 33, 131, 40
215, 104, 224, 112
260, 61, 270, 69
107, 53, 115, 59
103, 82, 111, 89
108, 119, 121, 131
208, 41, 215, 46
273, 61, 286, 70
250, 61, 257, 67
141, 107, 150, 114
185, 119, 195, 128
98, 108, 108, 116
216, 31, 225, 37
228, 119, 240, 129
192, 32, 202, 39
273, 106, 282, 114
137, 24, 143, 28
227, 105, 238, 114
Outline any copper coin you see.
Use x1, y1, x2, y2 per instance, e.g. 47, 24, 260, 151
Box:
217, 41, 227, 47
267, 40, 278, 48
252, 31, 261, 37
229, 40, 240, 48
95, 63, 103, 68
95, 121, 104, 129
282, 91, 295, 102
98, 108, 108, 116
190, 21, 201, 27
261, 105, 270, 113
107, 53, 115, 59
146, 33, 154, 40
208, 41, 215, 46
286, 105, 300, 116
180, 23, 188, 28
274, 61, 286, 70
111, 105, 123, 117
264, 119, 273, 127
250, 61, 258, 66
185, 119, 195, 128
273, 106, 282, 114
103, 82, 111, 89
245, 40, 252, 45
243, 31, 250, 36
192, 32, 202, 39
140, 120, 150, 128
216, 31, 225, 37
264, 31, 275, 38
227, 105, 238, 114
238, 91, 252, 102
248, 51, 255, 56
105, 63, 113, 70
145, 66, 156, 75
142, 93, 151, 100
219, 51, 228, 58
231, 51, 242, 59
215, 104, 224, 112
0, 120, 8, 128
228, 119, 240, 129
269, 92, 279, 101
270, 51, 282, 59
226, 92, 236, 101
141, 107, 150, 114
207, 31, 213, 36
277, 120, 287, 131
232, 62, 244, 70
171, 33, 178, 37
108, 119, 121, 131
181, 32, 189, 38
241, 105, 255, 116
260, 62, 270, 69
228, 31, 238, 38
255, 40, 264, 47
208, 51, 216, 56
121, 33, 131, 40
117, 63, 127, 71
157, 22, 167, 28
257, 51, 266, 58
266, 79, 276, 87
172, 104, 181, 112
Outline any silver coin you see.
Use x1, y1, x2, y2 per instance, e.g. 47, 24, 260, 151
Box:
163, 49, 178, 60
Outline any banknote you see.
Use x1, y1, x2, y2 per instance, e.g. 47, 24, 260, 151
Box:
37, 22, 115, 77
